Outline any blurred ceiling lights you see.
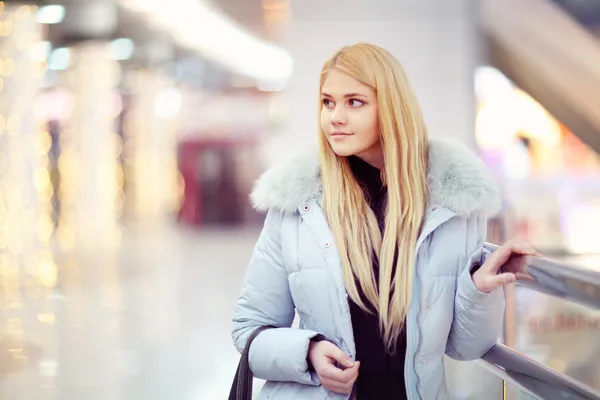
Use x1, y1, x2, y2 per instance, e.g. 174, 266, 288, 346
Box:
109, 38, 135, 61
117, 0, 293, 87
37, 4, 65, 25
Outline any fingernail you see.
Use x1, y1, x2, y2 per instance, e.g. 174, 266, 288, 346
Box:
345, 359, 355, 367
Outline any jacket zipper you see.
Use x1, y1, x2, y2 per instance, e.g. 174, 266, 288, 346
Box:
409, 236, 431, 400
413, 269, 423, 399
405, 296, 414, 400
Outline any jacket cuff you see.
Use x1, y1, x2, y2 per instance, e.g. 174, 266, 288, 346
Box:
457, 247, 503, 308
249, 328, 323, 385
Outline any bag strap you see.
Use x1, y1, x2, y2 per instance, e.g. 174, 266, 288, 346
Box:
229, 326, 274, 400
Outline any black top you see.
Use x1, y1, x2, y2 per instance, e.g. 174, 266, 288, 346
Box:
347, 156, 407, 400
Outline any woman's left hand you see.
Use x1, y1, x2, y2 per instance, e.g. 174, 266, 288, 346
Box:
472, 240, 541, 293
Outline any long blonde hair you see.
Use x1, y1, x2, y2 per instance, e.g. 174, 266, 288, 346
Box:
318, 43, 429, 352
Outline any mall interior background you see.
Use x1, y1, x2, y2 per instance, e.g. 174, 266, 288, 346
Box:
0, 0, 599, 399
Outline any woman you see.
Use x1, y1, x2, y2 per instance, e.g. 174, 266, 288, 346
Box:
232, 43, 536, 399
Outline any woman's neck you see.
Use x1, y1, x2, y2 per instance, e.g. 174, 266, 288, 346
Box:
355, 148, 384, 169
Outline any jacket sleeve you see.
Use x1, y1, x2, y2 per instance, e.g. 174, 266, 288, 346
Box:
231, 209, 322, 385
445, 212, 505, 361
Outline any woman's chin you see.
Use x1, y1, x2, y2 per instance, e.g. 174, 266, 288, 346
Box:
329, 142, 358, 157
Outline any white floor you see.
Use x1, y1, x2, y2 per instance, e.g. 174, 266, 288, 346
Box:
0, 223, 261, 400
2, 221, 597, 400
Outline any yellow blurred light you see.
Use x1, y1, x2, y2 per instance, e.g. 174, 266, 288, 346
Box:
116, 192, 124, 217
15, 5, 30, 19
2, 58, 15, 76
33, 168, 50, 191
37, 132, 52, 154
3, 215, 19, 233
0, 253, 9, 268
25, 278, 42, 300
113, 134, 123, 157
37, 60, 48, 78
36, 216, 54, 242
42, 184, 54, 202
112, 227, 122, 247
59, 140, 75, 153
56, 189, 67, 204
57, 208, 74, 223
0, 153, 6, 173
6, 237, 22, 255
59, 127, 75, 140
5, 191, 22, 212
475, 104, 517, 149
24, 255, 39, 275
38, 260, 57, 288
58, 153, 78, 174
21, 210, 36, 229
16, 34, 28, 53
476, 86, 562, 150
0, 2, 5, 14
512, 89, 561, 146
57, 225, 75, 250
3, 20, 11, 37
7, 114, 20, 133
176, 172, 185, 205
5, 265, 18, 281
7, 318, 22, 334
38, 313, 55, 325
116, 167, 124, 187
7, 348, 22, 357
39, 155, 50, 168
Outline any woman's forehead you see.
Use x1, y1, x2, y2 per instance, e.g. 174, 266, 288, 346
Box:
322, 70, 373, 97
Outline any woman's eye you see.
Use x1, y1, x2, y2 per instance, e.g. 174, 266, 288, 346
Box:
322, 98, 333, 107
349, 99, 365, 107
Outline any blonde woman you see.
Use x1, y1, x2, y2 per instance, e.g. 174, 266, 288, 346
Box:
232, 43, 536, 400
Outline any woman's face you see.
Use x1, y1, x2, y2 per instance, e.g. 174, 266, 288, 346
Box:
320, 69, 382, 168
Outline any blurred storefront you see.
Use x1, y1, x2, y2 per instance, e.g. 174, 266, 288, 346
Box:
475, 65, 600, 393
475, 66, 600, 255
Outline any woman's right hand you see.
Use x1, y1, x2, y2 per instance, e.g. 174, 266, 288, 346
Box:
308, 340, 360, 394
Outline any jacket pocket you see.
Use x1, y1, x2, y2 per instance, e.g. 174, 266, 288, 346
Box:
261, 381, 338, 399
259, 381, 284, 399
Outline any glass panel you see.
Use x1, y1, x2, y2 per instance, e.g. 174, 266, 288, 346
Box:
504, 379, 542, 400
504, 284, 600, 393
447, 358, 504, 399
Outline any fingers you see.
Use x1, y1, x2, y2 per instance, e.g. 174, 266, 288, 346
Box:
488, 270, 536, 290
509, 242, 539, 256
323, 379, 358, 394
490, 272, 517, 287
323, 344, 355, 368
485, 240, 538, 274
320, 361, 360, 384
321, 363, 360, 394
514, 272, 535, 282
322, 380, 355, 395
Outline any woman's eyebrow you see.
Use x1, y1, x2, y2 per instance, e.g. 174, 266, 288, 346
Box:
321, 92, 369, 98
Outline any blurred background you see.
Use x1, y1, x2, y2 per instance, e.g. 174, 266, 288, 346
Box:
0, 0, 598, 399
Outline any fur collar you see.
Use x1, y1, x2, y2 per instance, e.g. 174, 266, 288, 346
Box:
250, 138, 501, 217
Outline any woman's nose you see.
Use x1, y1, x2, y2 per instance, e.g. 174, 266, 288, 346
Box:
330, 107, 347, 125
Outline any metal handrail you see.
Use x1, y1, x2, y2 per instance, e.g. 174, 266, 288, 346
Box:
477, 243, 600, 398
478, 343, 600, 400
483, 243, 600, 310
